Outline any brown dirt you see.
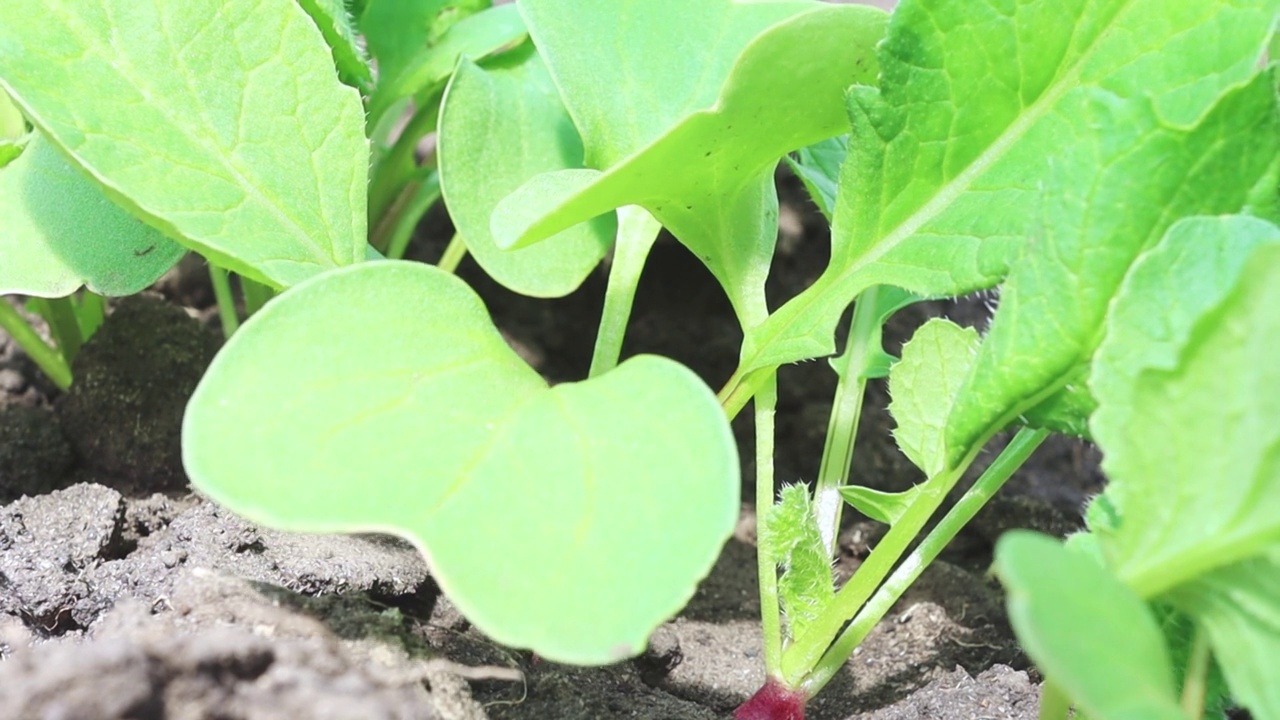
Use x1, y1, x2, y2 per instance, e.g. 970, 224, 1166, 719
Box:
0, 170, 1103, 719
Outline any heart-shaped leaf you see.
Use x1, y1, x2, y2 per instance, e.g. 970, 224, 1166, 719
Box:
437, 46, 613, 297
183, 260, 739, 664
0, 0, 368, 289
0, 134, 183, 297
491, 0, 886, 320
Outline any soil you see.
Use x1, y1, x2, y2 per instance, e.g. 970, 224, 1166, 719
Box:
0, 170, 1105, 719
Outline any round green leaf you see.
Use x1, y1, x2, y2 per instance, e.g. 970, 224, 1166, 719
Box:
183, 260, 739, 664
438, 47, 613, 297
0, 134, 183, 297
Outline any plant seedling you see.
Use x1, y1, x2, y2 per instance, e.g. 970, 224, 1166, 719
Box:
0, 1, 1277, 718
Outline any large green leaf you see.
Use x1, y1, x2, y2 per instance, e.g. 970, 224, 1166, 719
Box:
942, 72, 1278, 468
437, 46, 613, 297
996, 532, 1184, 720
1091, 236, 1280, 597
491, 0, 886, 320
741, 0, 1278, 372
183, 261, 739, 664
0, 0, 368, 289
0, 134, 183, 297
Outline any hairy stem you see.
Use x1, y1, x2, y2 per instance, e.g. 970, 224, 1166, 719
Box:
588, 206, 660, 378
812, 286, 884, 554
209, 265, 239, 338
800, 427, 1048, 695
0, 299, 71, 390
754, 373, 784, 677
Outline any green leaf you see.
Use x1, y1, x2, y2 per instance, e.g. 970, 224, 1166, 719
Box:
0, 0, 368, 289
887, 318, 981, 478
786, 135, 848, 222
492, 0, 886, 320
1170, 552, 1280, 719
361, 0, 487, 94
1091, 237, 1280, 597
0, 135, 25, 169
366, 3, 526, 128
0, 134, 183, 297
741, 0, 1278, 373
838, 485, 920, 526
996, 531, 1184, 720
183, 260, 739, 665
296, 0, 373, 91
943, 74, 1279, 468
761, 484, 834, 641
437, 46, 612, 297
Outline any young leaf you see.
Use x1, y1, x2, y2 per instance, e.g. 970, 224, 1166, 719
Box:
1091, 238, 1280, 597
887, 318, 980, 478
0, 0, 369, 289
1170, 552, 1280, 719
437, 46, 613, 297
367, 4, 527, 127
996, 532, 1184, 720
296, 0, 373, 91
786, 135, 848, 222
0, 134, 183, 297
361, 0, 486, 96
491, 0, 886, 320
741, 0, 1278, 372
838, 485, 920, 526
760, 484, 834, 641
183, 261, 739, 665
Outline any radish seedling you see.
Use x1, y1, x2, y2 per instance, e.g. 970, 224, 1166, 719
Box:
0, 1, 1277, 718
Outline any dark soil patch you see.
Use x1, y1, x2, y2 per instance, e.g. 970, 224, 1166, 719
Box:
0, 170, 1102, 718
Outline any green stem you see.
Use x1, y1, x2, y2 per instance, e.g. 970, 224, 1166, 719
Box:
754, 373, 784, 677
383, 171, 443, 261
1181, 626, 1211, 720
437, 233, 468, 274
368, 91, 443, 234
1039, 680, 1072, 720
799, 427, 1049, 695
812, 286, 883, 554
240, 275, 275, 317
75, 291, 106, 339
588, 206, 661, 378
0, 299, 71, 390
209, 265, 240, 338
32, 296, 84, 364
718, 365, 771, 421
